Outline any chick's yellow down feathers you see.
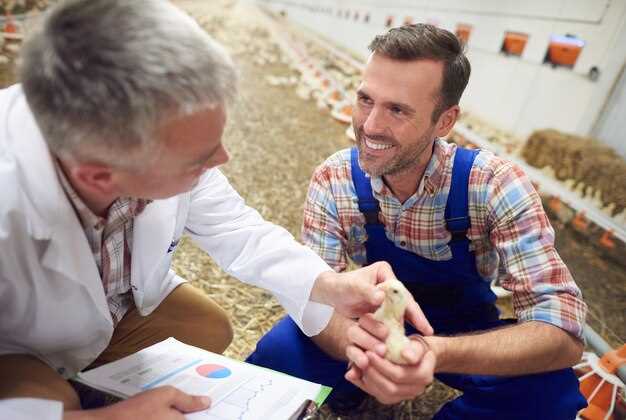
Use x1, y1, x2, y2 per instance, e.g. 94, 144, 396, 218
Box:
373, 279, 412, 364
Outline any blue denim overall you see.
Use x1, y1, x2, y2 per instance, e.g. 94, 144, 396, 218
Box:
247, 147, 586, 419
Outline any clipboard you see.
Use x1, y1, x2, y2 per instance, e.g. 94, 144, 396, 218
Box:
73, 338, 333, 419
289, 384, 332, 419
288, 399, 318, 420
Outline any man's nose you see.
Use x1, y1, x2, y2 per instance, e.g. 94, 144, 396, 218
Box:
362, 106, 387, 136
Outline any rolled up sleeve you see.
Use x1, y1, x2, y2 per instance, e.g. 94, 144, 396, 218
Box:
185, 169, 333, 336
485, 161, 587, 339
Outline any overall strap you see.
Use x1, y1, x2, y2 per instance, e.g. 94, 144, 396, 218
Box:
444, 147, 479, 241
350, 147, 380, 225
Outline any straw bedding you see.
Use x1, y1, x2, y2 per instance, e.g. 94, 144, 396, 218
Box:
0, 1, 623, 417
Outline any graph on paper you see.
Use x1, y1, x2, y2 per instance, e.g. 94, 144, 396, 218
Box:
196, 364, 232, 379
76, 338, 326, 420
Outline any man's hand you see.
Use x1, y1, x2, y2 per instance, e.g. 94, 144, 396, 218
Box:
344, 314, 436, 405
310, 262, 389, 317
65, 386, 210, 420
345, 341, 436, 405
311, 262, 433, 330
345, 314, 436, 404
345, 314, 432, 370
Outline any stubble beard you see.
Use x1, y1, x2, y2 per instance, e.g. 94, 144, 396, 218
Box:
355, 124, 435, 178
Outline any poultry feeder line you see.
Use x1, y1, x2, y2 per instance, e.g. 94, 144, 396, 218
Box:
259, 5, 626, 249
294, 28, 626, 242
575, 325, 626, 420
257, 5, 626, 419
583, 325, 626, 384
276, 34, 354, 122
454, 123, 626, 245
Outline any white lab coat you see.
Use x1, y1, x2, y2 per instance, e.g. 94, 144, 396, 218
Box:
0, 399, 62, 420
0, 84, 333, 380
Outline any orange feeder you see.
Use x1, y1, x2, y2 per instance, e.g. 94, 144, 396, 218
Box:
548, 197, 562, 213
502, 32, 528, 56
331, 103, 353, 124
456, 24, 472, 44
572, 211, 589, 232
547, 35, 584, 67
329, 90, 342, 101
577, 345, 626, 420
323, 89, 343, 106
599, 230, 616, 250
4, 13, 18, 34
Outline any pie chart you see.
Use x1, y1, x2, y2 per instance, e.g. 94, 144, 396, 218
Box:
196, 363, 231, 379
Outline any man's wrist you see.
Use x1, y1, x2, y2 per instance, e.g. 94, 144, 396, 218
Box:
65, 409, 101, 420
310, 270, 336, 306
422, 335, 447, 372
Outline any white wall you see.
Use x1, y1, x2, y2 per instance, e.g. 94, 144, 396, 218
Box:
256, 0, 626, 155
593, 62, 626, 158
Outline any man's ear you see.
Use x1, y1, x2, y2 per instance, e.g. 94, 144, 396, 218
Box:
71, 163, 118, 196
434, 105, 460, 138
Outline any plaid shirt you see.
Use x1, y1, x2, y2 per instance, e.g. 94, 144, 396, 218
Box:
302, 139, 587, 338
55, 162, 150, 325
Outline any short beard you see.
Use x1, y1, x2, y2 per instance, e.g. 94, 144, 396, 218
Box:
355, 124, 435, 178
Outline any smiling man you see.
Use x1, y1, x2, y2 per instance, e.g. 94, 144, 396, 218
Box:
248, 24, 588, 419
0, 1, 431, 419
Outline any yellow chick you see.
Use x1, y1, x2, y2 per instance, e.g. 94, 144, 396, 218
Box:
373, 279, 411, 364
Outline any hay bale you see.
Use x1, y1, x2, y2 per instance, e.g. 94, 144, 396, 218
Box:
522, 129, 626, 215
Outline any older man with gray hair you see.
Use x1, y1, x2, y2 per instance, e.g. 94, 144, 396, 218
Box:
0, 1, 431, 418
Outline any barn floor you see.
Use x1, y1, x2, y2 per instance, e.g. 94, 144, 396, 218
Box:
1, 1, 624, 418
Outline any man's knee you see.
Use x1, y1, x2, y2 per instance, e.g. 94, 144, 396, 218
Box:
184, 300, 233, 354
0, 354, 81, 410
206, 307, 233, 354
160, 284, 234, 354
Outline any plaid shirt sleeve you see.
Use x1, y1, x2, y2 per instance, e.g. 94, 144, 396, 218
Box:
480, 158, 587, 339
301, 159, 349, 272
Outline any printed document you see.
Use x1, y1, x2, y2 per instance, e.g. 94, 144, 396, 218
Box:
76, 337, 330, 420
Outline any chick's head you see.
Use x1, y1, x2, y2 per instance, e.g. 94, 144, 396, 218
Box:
378, 279, 409, 320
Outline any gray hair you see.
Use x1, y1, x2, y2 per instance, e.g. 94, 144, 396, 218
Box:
19, 0, 238, 165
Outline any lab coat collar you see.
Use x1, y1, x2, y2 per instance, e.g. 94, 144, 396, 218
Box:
131, 195, 179, 311
6, 87, 110, 322
5, 86, 181, 319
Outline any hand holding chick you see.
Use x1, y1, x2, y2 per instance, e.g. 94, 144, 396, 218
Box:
344, 281, 435, 403
372, 279, 412, 364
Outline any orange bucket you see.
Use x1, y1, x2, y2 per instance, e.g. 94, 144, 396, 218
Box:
456, 24, 472, 44
548, 35, 584, 67
503, 32, 528, 56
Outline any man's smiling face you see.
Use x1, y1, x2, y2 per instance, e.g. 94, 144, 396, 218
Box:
353, 53, 444, 177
